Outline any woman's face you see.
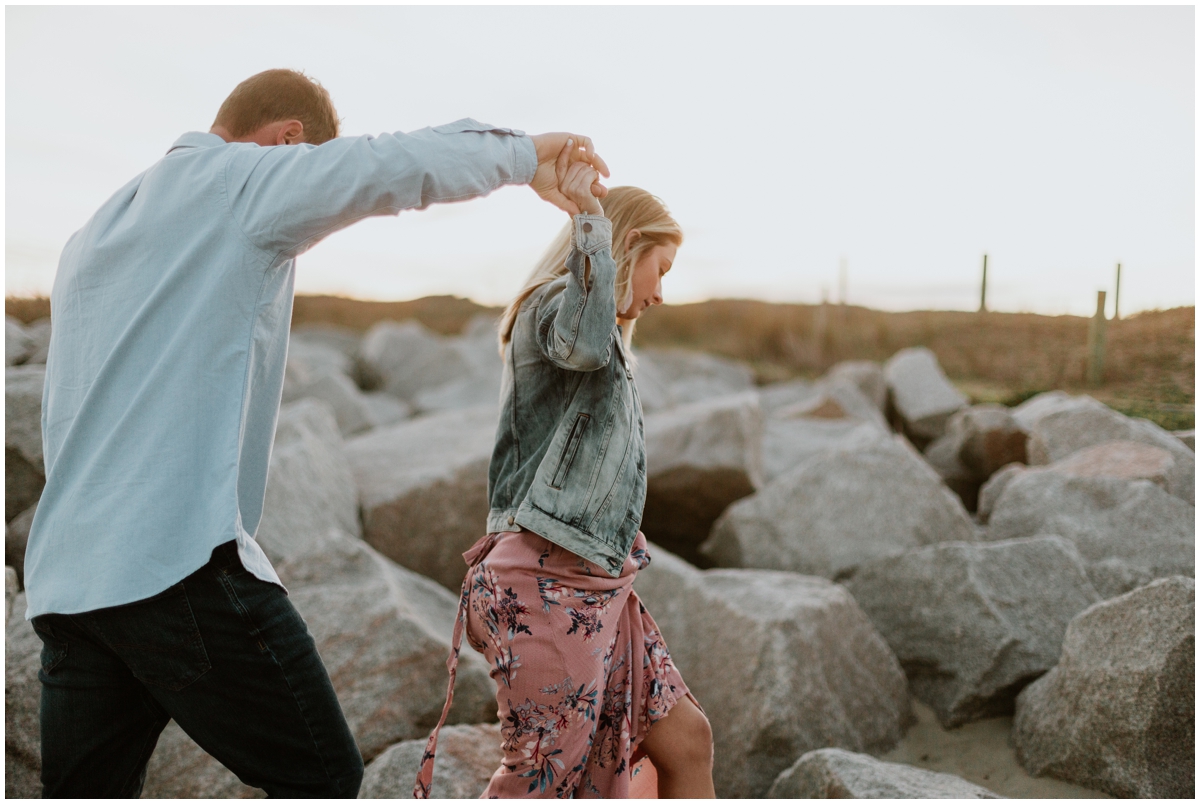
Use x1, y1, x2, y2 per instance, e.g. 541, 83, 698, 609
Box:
618, 240, 677, 320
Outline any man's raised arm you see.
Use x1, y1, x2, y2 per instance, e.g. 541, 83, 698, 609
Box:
223, 121, 608, 259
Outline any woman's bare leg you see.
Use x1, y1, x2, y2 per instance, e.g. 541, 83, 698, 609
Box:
639, 696, 715, 798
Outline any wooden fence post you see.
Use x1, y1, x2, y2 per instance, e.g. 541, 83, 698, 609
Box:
979, 254, 988, 312
1113, 263, 1122, 321
814, 286, 830, 366
1087, 290, 1107, 387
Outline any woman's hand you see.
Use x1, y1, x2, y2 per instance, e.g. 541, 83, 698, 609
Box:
555, 139, 604, 217
530, 133, 608, 215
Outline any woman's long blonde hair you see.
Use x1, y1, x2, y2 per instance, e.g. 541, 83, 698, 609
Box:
498, 186, 683, 356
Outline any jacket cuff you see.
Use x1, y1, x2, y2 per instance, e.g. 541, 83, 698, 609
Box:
572, 214, 612, 256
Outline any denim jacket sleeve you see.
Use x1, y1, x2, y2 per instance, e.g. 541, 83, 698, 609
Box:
534, 214, 617, 371
223, 119, 537, 258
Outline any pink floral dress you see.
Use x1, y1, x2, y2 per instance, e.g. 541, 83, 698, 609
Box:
414, 529, 691, 798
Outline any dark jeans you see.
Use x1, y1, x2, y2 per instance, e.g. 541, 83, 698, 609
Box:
32, 541, 363, 798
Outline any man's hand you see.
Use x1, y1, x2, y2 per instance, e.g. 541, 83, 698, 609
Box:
529, 132, 609, 215
555, 142, 604, 217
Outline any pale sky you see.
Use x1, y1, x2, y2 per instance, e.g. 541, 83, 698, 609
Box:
5, 5, 1194, 316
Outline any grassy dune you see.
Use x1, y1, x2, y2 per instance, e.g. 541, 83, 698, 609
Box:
8, 294, 1194, 430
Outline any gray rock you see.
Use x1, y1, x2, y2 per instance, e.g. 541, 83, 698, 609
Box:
883, 348, 967, 446
1049, 440, 1176, 489
703, 436, 975, 581
1013, 576, 1194, 798
287, 536, 496, 760
360, 320, 473, 402
1025, 397, 1194, 504
759, 377, 820, 416
774, 378, 889, 431
288, 333, 354, 378
634, 348, 755, 412
987, 470, 1194, 598
143, 721, 261, 798
763, 417, 888, 483
952, 404, 1028, 479
642, 392, 763, 564
22, 319, 52, 365
358, 723, 501, 799
255, 400, 360, 582
1173, 429, 1195, 450
923, 429, 982, 512
761, 377, 890, 483
5, 317, 33, 366
6, 504, 35, 586
923, 405, 1028, 512
426, 321, 504, 414
5, 567, 17, 625
825, 360, 888, 412
5, 593, 41, 799
634, 547, 913, 797
282, 361, 376, 437
346, 406, 496, 591
975, 463, 1025, 524
6, 365, 46, 522
1010, 391, 1097, 430
411, 372, 501, 414
291, 323, 363, 360
360, 392, 413, 430
846, 536, 1101, 728
767, 747, 1002, 798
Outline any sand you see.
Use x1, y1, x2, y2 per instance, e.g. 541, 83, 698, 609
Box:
881, 701, 1111, 798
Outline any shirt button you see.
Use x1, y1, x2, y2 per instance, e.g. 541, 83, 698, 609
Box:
582, 222, 593, 233
507, 515, 515, 526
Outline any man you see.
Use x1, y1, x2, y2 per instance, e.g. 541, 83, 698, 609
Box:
23, 68, 608, 797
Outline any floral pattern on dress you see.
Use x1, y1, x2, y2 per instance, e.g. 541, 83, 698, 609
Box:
418, 530, 692, 799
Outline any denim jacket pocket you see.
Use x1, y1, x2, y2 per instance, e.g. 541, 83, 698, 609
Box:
83, 582, 212, 691
550, 412, 591, 490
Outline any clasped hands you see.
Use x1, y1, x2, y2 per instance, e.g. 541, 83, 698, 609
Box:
529, 133, 607, 217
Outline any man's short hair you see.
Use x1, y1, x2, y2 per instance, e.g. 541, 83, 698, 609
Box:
213, 69, 340, 145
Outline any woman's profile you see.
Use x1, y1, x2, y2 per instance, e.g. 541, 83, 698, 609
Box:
416, 144, 715, 798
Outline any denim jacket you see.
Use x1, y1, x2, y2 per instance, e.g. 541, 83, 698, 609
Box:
486, 214, 647, 576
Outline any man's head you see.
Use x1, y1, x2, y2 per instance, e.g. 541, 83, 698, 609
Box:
211, 69, 339, 146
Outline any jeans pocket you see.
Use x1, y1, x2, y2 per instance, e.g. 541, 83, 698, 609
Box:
85, 582, 212, 691
31, 618, 69, 675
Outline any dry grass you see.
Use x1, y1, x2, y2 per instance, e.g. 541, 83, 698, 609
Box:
9, 294, 1193, 429
631, 300, 1195, 429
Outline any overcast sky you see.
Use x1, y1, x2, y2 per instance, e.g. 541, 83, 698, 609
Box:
6, 5, 1194, 316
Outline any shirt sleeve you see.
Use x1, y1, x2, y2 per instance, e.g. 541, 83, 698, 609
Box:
222, 118, 537, 258
534, 214, 617, 372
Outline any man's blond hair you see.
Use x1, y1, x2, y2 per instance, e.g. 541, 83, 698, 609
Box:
213, 69, 340, 145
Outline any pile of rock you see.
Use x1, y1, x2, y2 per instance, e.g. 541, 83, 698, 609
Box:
767, 747, 1001, 798
634, 547, 913, 797
6, 316, 51, 369
5, 317, 1194, 799
1013, 576, 1194, 798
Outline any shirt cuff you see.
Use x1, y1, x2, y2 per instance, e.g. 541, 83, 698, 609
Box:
514, 136, 537, 185
573, 214, 612, 255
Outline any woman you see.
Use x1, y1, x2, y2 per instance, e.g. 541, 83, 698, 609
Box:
416, 145, 714, 799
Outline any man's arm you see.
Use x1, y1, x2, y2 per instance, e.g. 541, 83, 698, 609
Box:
224, 119, 539, 258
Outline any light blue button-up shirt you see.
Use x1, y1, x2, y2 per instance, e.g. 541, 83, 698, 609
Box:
24, 120, 537, 619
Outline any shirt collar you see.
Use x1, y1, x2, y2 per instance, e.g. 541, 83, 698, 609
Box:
167, 131, 227, 154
